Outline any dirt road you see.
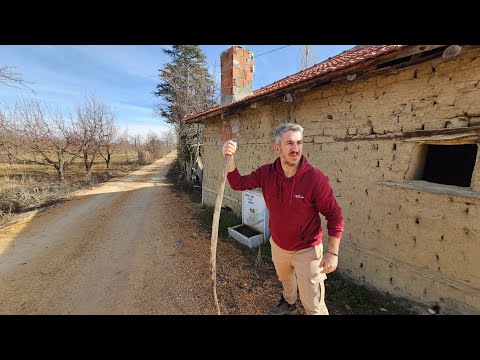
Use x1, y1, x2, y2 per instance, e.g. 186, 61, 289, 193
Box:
1, 151, 422, 315
0, 151, 229, 314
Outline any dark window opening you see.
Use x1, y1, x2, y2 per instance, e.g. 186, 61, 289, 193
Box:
376, 55, 412, 69
422, 144, 477, 187
376, 46, 447, 70
416, 46, 447, 59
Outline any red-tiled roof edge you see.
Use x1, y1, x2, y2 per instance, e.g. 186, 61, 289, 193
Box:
184, 45, 407, 123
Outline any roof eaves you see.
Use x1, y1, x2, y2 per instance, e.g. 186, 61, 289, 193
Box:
184, 45, 409, 123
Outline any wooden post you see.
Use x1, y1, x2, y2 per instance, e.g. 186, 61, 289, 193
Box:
210, 154, 233, 315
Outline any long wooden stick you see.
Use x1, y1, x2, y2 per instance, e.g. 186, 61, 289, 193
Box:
210, 154, 233, 315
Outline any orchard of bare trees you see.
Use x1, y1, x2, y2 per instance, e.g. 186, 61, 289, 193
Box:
0, 93, 175, 226
0, 95, 173, 182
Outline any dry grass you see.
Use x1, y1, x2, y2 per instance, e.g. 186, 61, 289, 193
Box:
0, 152, 145, 227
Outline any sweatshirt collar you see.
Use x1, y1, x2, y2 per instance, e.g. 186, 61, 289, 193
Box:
273, 155, 310, 179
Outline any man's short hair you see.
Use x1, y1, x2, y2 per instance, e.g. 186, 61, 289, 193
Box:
274, 123, 304, 144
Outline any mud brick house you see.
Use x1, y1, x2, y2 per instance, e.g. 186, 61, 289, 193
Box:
185, 45, 480, 314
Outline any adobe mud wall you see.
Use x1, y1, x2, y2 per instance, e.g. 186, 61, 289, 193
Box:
201, 48, 480, 314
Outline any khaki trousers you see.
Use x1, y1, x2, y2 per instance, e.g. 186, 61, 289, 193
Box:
270, 238, 329, 315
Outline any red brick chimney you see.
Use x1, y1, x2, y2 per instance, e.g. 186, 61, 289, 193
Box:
220, 45, 254, 105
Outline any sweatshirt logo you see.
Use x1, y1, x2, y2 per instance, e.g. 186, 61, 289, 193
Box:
294, 194, 304, 199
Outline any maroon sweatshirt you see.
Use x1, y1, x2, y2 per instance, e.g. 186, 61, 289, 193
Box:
227, 155, 343, 251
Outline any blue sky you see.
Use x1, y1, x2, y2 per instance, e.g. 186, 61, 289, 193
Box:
0, 45, 353, 139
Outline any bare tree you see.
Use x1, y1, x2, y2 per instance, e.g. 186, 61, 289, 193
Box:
98, 116, 120, 169
0, 109, 8, 163
118, 128, 131, 164
131, 134, 147, 165
0, 98, 80, 181
145, 131, 165, 160
0, 65, 35, 93
161, 128, 177, 152
72, 95, 116, 182
298, 45, 318, 70
0, 109, 5, 147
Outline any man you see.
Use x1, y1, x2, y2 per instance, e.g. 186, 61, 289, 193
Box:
222, 123, 343, 315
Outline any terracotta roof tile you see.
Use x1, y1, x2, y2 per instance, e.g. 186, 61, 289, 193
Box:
185, 45, 406, 122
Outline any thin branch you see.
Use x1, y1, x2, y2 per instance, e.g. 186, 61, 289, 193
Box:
0, 65, 36, 94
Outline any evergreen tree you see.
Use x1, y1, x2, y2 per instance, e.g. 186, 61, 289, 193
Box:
154, 46, 214, 129
154, 45, 215, 183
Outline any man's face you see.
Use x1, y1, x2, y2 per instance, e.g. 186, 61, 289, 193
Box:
274, 130, 303, 168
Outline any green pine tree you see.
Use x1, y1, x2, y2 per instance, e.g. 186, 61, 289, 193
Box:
154, 45, 215, 130
154, 45, 215, 183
